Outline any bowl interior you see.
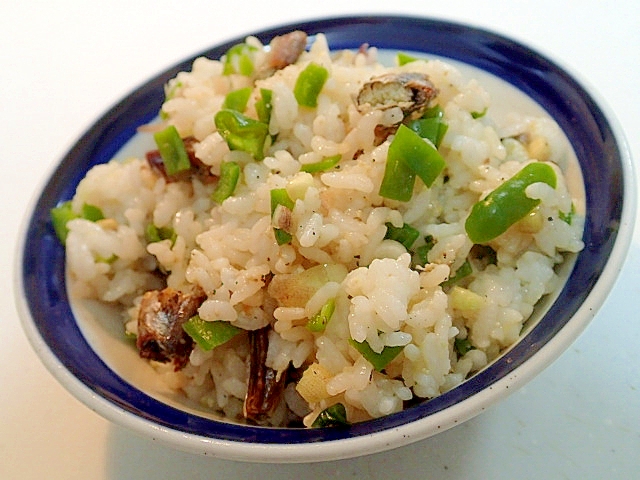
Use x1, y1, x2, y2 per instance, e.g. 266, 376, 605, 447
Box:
18, 15, 627, 455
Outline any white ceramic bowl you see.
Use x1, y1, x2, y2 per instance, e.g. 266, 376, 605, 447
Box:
16, 15, 635, 463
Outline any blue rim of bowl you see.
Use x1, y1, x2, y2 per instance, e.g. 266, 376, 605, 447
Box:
19, 15, 626, 446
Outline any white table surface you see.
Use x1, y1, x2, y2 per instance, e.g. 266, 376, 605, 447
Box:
2, 1, 639, 478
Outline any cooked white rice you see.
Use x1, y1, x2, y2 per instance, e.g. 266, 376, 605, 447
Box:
63, 33, 584, 427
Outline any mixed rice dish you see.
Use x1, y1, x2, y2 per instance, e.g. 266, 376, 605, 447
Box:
52, 31, 585, 427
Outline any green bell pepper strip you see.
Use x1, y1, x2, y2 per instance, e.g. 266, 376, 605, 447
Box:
270, 188, 295, 245
406, 105, 448, 148
312, 403, 350, 428
211, 161, 241, 204
349, 339, 404, 372
222, 43, 258, 76
214, 109, 269, 160
294, 62, 329, 108
384, 222, 420, 250
270, 188, 295, 213
471, 107, 488, 119
81, 203, 104, 222
50, 201, 105, 244
96, 254, 118, 264
393, 123, 445, 188
307, 298, 336, 332
272, 229, 292, 246
222, 87, 252, 113
182, 315, 242, 351
396, 52, 419, 66
423, 104, 444, 119
559, 202, 576, 225
412, 234, 435, 268
454, 337, 475, 356
153, 125, 192, 176
50, 202, 79, 244
378, 144, 416, 201
145, 224, 177, 246
441, 259, 472, 288
465, 162, 558, 243
300, 154, 341, 173
255, 88, 273, 124
379, 124, 445, 201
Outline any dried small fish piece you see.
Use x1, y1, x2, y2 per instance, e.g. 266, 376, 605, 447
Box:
373, 124, 399, 146
267, 30, 308, 70
243, 327, 286, 424
255, 30, 308, 79
356, 72, 438, 119
136, 287, 206, 370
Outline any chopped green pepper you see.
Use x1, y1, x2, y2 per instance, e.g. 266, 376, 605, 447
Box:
559, 203, 576, 225
50, 201, 105, 244
412, 234, 435, 268
471, 107, 488, 119
222, 87, 252, 112
96, 254, 118, 264
211, 161, 241, 204
300, 154, 341, 173
255, 88, 273, 124
379, 124, 445, 201
378, 142, 416, 202
272, 228, 291, 246
81, 203, 105, 222
454, 337, 475, 356
392, 123, 445, 188
396, 52, 419, 66
406, 104, 448, 148
307, 298, 335, 332
294, 62, 329, 108
50, 202, 77, 244
349, 339, 404, 372
182, 315, 242, 351
222, 43, 258, 76
441, 259, 472, 288
270, 188, 295, 213
145, 224, 177, 246
153, 125, 192, 176
214, 109, 269, 160
312, 403, 350, 428
465, 162, 558, 243
384, 222, 420, 250
270, 188, 295, 245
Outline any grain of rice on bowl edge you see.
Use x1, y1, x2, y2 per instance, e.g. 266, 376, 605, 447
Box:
51, 31, 585, 428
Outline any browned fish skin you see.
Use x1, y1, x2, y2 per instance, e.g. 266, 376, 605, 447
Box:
136, 288, 206, 370
243, 326, 286, 424
373, 124, 399, 146
356, 72, 438, 119
266, 30, 308, 70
